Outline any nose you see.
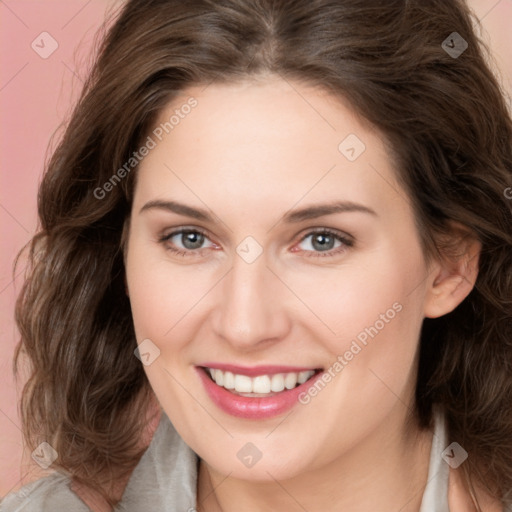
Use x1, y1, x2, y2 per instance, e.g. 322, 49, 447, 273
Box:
210, 248, 291, 351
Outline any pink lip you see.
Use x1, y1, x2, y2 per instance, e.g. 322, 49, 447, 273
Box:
195, 366, 324, 420
197, 362, 320, 377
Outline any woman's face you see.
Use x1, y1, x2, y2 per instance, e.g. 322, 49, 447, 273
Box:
125, 76, 436, 480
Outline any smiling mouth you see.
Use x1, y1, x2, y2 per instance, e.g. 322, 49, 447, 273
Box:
200, 366, 323, 397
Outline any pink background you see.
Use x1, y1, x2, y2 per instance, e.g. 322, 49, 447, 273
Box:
1, 0, 511, 497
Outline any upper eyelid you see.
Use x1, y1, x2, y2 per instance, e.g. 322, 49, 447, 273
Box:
160, 226, 212, 242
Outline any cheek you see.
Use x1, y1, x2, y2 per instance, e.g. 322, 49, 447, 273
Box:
125, 241, 206, 415
316, 250, 427, 410
285, 247, 426, 355
126, 237, 194, 333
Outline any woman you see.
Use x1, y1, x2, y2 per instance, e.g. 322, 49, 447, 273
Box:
4, 0, 512, 511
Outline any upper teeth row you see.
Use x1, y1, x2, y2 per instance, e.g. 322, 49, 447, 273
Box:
208, 368, 316, 393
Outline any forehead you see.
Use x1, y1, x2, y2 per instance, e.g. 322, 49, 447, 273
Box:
151, 77, 381, 163
135, 77, 408, 223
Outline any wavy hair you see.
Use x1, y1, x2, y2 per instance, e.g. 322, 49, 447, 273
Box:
13, 0, 512, 508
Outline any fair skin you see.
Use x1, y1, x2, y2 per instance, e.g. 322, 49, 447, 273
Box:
118, 76, 492, 512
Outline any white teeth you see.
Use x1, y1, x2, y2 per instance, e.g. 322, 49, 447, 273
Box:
297, 371, 312, 384
252, 375, 271, 393
213, 369, 224, 387
206, 368, 316, 394
284, 372, 298, 389
270, 374, 285, 392
223, 371, 235, 389
234, 374, 252, 393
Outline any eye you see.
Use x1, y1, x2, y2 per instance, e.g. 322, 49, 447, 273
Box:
159, 228, 217, 257
293, 228, 353, 257
158, 227, 353, 259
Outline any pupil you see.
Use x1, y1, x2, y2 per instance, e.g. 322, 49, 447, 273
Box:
313, 233, 333, 251
183, 231, 203, 249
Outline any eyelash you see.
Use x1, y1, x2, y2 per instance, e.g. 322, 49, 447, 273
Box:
158, 227, 354, 258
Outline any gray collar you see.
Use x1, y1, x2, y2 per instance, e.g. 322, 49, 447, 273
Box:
113, 411, 198, 511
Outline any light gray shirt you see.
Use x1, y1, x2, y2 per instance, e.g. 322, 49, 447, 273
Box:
2, 408, 510, 511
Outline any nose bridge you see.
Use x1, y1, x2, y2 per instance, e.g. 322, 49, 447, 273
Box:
212, 246, 289, 348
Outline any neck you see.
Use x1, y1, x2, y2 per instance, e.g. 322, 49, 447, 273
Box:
196, 406, 434, 512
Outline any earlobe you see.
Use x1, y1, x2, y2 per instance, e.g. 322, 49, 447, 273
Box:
423, 225, 481, 319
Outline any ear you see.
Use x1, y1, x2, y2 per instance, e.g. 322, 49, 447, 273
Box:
424, 221, 481, 319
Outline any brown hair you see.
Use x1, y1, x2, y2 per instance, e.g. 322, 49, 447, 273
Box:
13, 0, 512, 508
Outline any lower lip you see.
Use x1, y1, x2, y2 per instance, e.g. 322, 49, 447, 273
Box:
196, 367, 324, 419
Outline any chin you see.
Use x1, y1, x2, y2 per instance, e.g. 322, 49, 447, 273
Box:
202, 442, 313, 482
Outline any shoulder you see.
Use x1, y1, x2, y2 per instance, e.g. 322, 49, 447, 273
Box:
1, 472, 89, 512
448, 466, 509, 512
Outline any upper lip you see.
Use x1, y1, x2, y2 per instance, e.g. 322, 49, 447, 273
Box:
197, 363, 322, 377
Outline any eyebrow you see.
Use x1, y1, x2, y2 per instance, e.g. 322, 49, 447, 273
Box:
139, 199, 378, 223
